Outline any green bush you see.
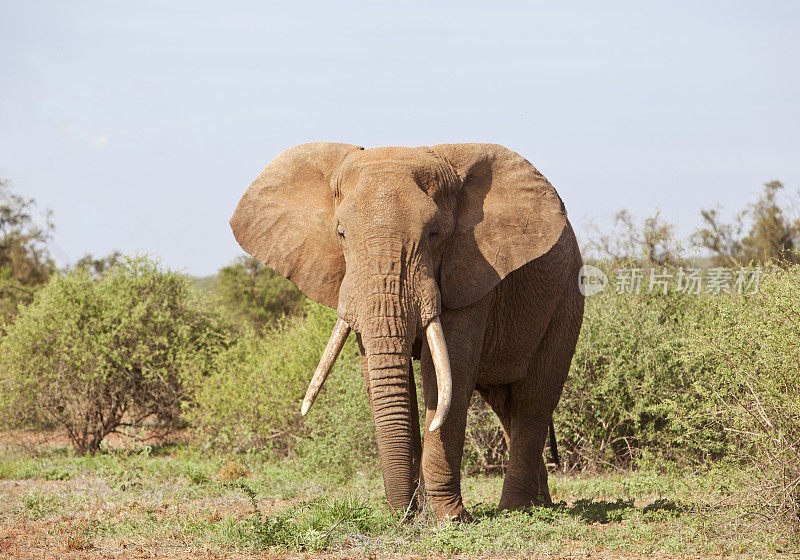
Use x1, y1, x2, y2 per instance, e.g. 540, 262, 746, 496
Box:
215, 256, 307, 330
684, 264, 800, 536
463, 395, 508, 474
557, 263, 799, 537
0, 268, 37, 329
296, 352, 377, 481
191, 302, 377, 478
558, 281, 725, 470
0, 256, 236, 454
195, 271, 726, 473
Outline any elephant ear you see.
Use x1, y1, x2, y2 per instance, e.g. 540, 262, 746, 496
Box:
431, 143, 567, 309
230, 142, 363, 308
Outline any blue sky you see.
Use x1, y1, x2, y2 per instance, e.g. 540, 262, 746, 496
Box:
1, 1, 798, 275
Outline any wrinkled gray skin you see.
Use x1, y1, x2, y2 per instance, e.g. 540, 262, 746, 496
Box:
230, 143, 584, 520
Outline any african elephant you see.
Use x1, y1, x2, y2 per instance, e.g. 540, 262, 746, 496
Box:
230, 143, 584, 520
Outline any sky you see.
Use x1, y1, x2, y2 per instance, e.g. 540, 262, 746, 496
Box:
1, 1, 798, 276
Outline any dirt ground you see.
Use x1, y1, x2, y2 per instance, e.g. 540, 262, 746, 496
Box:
0, 431, 784, 560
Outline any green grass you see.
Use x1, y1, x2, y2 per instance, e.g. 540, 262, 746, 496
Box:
18, 489, 66, 519
1, 442, 792, 557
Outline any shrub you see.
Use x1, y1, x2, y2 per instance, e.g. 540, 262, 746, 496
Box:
295, 359, 378, 481
0, 268, 37, 329
684, 264, 800, 539
215, 256, 306, 330
463, 395, 508, 474
554, 263, 799, 542
195, 272, 721, 474
191, 302, 377, 477
558, 279, 725, 470
190, 323, 308, 453
0, 256, 236, 454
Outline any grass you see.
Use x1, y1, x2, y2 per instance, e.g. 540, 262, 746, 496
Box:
1, 440, 792, 558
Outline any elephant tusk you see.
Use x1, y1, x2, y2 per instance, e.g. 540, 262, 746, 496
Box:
301, 318, 351, 416
425, 316, 452, 432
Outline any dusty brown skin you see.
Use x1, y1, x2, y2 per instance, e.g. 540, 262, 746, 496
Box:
230, 143, 584, 520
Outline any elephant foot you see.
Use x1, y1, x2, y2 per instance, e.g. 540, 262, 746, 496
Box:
497, 492, 552, 513
426, 500, 473, 522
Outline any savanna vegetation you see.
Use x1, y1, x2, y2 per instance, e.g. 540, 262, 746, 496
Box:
1, 177, 799, 558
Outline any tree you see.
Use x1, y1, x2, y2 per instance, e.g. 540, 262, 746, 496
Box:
215, 256, 306, 330
693, 207, 746, 266
695, 180, 800, 265
74, 251, 123, 276
584, 210, 683, 265
0, 178, 55, 322
0, 257, 237, 454
742, 181, 800, 264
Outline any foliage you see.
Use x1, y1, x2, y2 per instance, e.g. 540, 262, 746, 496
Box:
463, 394, 508, 473
741, 180, 800, 263
191, 301, 377, 479
215, 256, 307, 330
694, 207, 747, 266
0, 178, 55, 323
559, 278, 725, 470
584, 210, 685, 265
0, 256, 237, 454
683, 264, 800, 539
556, 263, 799, 541
73, 250, 123, 276
194, 263, 799, 487
0, 178, 55, 285
295, 347, 377, 481
585, 178, 800, 267
0, 267, 37, 327
695, 180, 800, 265
559, 261, 798, 474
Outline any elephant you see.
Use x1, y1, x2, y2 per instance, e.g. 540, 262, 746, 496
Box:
230, 142, 584, 520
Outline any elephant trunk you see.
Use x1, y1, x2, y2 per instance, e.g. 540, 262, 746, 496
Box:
363, 333, 417, 510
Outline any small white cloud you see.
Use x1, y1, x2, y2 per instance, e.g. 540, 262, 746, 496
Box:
60, 122, 110, 148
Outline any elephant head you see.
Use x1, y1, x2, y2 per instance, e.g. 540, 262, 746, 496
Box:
230, 142, 566, 510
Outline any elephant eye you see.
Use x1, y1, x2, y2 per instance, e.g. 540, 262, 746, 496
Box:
337, 224, 345, 238
429, 223, 439, 237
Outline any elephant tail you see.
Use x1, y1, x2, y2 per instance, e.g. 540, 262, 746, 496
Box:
548, 420, 560, 468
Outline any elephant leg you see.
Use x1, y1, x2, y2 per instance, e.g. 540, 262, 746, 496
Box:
420, 305, 486, 521
497, 297, 581, 512
497, 404, 552, 510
